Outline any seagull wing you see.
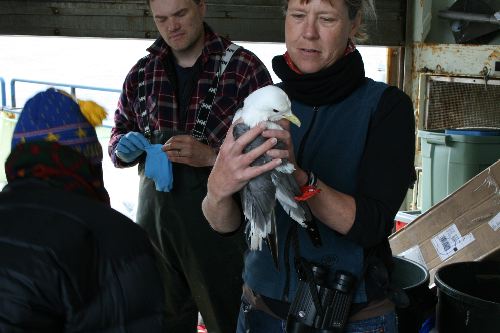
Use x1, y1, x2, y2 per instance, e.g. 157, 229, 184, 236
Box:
263, 124, 312, 225
271, 170, 312, 226
241, 173, 276, 250
234, 123, 277, 250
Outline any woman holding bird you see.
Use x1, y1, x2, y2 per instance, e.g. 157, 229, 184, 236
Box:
203, 0, 415, 332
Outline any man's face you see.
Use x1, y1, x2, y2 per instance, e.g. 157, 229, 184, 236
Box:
150, 0, 206, 54
285, 0, 360, 74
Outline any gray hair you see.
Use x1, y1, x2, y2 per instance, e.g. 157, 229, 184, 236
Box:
282, 0, 376, 43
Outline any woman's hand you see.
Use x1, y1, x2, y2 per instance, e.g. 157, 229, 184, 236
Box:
203, 121, 285, 233
262, 119, 308, 186
263, 120, 356, 235
209, 121, 283, 200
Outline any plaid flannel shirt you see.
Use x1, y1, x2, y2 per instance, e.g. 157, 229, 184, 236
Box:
109, 24, 272, 167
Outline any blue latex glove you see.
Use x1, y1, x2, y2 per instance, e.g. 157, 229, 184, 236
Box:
115, 132, 149, 163
144, 144, 173, 192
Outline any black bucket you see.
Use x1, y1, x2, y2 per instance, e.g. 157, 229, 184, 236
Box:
435, 261, 500, 333
391, 256, 436, 333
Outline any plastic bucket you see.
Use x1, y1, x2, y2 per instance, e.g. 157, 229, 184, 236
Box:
391, 256, 435, 333
434, 261, 500, 332
444, 128, 500, 136
418, 129, 500, 211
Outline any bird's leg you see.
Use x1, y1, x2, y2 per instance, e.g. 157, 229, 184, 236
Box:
265, 219, 279, 270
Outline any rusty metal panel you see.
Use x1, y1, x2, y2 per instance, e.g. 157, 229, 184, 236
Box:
0, 0, 405, 44
413, 43, 499, 77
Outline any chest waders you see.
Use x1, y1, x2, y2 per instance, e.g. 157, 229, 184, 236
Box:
135, 45, 248, 333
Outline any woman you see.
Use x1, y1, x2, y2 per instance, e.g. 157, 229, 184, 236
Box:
202, 0, 415, 332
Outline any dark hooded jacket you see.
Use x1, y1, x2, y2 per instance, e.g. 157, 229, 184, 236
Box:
0, 178, 167, 332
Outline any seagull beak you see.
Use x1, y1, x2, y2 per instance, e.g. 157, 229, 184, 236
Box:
284, 113, 301, 127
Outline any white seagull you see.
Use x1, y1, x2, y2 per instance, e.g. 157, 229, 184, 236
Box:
232, 85, 312, 268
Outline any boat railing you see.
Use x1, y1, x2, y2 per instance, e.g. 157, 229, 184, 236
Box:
4, 78, 121, 128
0, 77, 6, 108
10, 78, 121, 108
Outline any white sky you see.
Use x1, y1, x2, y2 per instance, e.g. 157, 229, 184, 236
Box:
0, 35, 387, 113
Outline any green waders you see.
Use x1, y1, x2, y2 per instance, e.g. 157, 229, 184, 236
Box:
137, 131, 247, 333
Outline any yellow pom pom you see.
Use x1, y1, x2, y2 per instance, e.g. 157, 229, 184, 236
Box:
78, 100, 107, 127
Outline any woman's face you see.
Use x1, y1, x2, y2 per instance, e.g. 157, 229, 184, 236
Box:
285, 0, 360, 74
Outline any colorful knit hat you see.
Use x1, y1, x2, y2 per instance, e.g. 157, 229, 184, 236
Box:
11, 88, 107, 166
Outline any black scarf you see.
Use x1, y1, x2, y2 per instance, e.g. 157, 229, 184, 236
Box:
272, 50, 366, 106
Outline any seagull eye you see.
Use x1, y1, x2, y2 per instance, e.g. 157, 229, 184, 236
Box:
272, 109, 279, 113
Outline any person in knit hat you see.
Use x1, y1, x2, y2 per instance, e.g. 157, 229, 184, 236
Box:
8, 88, 109, 202
0, 88, 167, 332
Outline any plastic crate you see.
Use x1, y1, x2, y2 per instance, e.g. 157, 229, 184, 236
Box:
419, 129, 500, 211
395, 210, 421, 231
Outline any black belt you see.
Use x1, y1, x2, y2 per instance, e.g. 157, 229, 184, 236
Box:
242, 284, 289, 320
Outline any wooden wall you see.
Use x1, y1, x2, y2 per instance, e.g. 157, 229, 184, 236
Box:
0, 0, 406, 45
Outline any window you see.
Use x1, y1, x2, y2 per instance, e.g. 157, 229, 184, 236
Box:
0, 36, 388, 220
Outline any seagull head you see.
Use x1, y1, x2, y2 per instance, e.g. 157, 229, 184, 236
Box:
236, 85, 301, 128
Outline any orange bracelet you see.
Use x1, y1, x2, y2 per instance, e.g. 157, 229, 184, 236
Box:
294, 170, 321, 201
295, 185, 321, 201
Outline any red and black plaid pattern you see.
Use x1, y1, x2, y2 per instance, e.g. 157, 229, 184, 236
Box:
109, 24, 272, 166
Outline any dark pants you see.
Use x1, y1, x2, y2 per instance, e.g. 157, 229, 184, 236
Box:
137, 131, 247, 333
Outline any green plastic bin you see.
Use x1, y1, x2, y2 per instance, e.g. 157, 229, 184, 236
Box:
419, 129, 500, 211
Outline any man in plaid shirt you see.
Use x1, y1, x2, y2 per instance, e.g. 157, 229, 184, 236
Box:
108, 0, 272, 332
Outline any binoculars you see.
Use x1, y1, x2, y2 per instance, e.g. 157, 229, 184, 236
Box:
286, 265, 356, 333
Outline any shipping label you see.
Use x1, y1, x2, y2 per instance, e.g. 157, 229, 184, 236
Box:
431, 224, 475, 261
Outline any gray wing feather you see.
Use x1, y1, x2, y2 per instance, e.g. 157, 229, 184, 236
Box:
242, 173, 276, 250
233, 122, 250, 141
271, 171, 312, 225
233, 122, 311, 250
233, 123, 271, 166
234, 122, 276, 250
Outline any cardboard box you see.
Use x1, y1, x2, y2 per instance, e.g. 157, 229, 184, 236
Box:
389, 160, 500, 285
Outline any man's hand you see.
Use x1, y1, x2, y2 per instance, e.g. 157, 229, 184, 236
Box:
162, 135, 216, 167
115, 132, 149, 163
